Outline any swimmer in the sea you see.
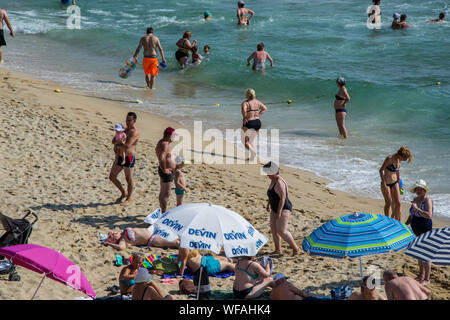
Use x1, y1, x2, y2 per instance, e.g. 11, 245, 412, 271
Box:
428, 12, 446, 23
247, 43, 273, 71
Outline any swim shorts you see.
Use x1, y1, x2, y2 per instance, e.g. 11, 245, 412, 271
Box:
158, 167, 174, 183
0, 30, 6, 47
118, 155, 135, 168
143, 57, 159, 76
254, 62, 265, 71
175, 187, 185, 195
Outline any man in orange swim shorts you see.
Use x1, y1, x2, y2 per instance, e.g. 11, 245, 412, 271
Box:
133, 27, 166, 89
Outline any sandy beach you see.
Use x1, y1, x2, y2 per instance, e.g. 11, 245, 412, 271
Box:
0, 67, 448, 300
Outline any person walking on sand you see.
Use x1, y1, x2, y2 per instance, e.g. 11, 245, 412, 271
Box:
334, 77, 350, 139
237, 1, 254, 25
379, 146, 413, 221
0, 7, 14, 64
383, 270, 431, 300
155, 127, 177, 213
109, 112, 140, 206
241, 89, 267, 161
405, 180, 433, 286
247, 43, 273, 71
263, 161, 300, 256
133, 27, 166, 90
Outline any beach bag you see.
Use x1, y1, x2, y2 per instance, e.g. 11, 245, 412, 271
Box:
179, 278, 195, 295
194, 266, 210, 300
152, 256, 178, 275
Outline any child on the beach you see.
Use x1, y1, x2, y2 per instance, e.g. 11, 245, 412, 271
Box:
247, 42, 273, 71
203, 45, 210, 55
174, 156, 190, 206
113, 123, 127, 165
191, 46, 203, 67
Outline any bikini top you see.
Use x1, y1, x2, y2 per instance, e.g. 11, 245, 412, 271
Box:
386, 159, 399, 172
237, 261, 259, 280
335, 94, 346, 101
245, 101, 260, 113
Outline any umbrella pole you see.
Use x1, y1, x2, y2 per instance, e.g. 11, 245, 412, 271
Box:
31, 273, 46, 300
197, 254, 204, 300
359, 257, 364, 281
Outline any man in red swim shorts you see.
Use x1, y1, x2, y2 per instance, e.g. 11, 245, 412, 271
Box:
133, 27, 166, 89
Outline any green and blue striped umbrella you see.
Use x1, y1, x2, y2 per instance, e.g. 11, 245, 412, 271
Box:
302, 213, 415, 278
303, 213, 415, 258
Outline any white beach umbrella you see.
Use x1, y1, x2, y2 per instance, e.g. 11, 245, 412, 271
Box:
153, 203, 268, 257
152, 203, 268, 300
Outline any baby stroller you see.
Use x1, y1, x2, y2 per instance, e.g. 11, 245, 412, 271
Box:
0, 210, 38, 281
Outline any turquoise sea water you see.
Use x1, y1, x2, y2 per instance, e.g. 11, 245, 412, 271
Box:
2, 0, 450, 219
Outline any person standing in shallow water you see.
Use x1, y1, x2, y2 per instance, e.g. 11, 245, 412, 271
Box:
263, 162, 300, 256
379, 146, 414, 221
334, 77, 350, 139
237, 1, 255, 25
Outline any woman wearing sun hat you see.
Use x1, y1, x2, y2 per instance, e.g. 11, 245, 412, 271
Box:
132, 267, 173, 300
405, 179, 433, 286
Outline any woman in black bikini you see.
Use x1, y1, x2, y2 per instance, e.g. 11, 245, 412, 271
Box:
263, 162, 300, 256
241, 89, 267, 161
175, 31, 197, 67
334, 77, 350, 139
379, 146, 413, 221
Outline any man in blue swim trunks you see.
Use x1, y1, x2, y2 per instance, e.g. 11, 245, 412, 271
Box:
109, 112, 140, 206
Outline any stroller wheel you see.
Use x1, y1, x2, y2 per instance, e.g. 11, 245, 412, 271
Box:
9, 273, 20, 281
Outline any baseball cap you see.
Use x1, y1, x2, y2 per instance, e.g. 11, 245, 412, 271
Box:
164, 127, 178, 136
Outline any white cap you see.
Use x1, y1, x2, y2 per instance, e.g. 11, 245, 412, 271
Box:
114, 123, 125, 132
134, 267, 153, 283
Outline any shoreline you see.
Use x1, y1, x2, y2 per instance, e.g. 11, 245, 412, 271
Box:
0, 67, 448, 300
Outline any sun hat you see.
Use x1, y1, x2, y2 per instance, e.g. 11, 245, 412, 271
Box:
164, 126, 178, 136
409, 179, 430, 193
114, 123, 125, 132
135, 267, 153, 284
393, 13, 400, 19
262, 161, 279, 175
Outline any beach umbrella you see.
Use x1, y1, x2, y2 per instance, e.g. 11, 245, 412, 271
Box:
302, 213, 415, 279
0, 244, 96, 299
153, 203, 268, 299
404, 227, 450, 265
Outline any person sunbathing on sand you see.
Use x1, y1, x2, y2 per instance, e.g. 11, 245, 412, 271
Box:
177, 249, 235, 277
103, 226, 180, 251
233, 256, 274, 299
383, 270, 431, 300
132, 267, 173, 300
270, 274, 308, 300
118, 252, 144, 295
348, 276, 386, 300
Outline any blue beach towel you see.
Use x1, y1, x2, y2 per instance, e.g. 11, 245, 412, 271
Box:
162, 268, 235, 279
